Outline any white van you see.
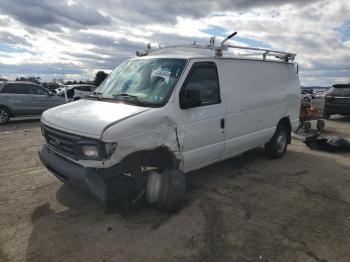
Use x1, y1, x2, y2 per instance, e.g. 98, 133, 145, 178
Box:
38, 34, 300, 211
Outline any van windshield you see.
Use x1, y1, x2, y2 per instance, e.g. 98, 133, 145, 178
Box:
97, 58, 186, 107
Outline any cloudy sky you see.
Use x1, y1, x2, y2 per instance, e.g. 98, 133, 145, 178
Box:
0, 0, 349, 86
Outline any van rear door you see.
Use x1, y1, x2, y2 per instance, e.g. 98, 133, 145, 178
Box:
175, 60, 226, 172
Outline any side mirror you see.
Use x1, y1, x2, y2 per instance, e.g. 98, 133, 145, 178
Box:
180, 88, 201, 109
48, 91, 54, 97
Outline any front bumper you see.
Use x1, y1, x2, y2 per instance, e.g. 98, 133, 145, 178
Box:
38, 145, 123, 205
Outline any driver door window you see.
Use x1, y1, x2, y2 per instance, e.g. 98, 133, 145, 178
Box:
180, 62, 220, 108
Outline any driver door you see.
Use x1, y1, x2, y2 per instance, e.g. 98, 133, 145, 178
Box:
175, 61, 226, 172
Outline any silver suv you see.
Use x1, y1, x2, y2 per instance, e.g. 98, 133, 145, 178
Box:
0, 81, 66, 124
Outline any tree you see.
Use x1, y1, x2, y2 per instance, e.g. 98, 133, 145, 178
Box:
15, 76, 40, 84
94, 71, 108, 86
0, 74, 7, 81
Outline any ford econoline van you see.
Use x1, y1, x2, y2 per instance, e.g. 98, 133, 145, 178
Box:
38, 35, 300, 211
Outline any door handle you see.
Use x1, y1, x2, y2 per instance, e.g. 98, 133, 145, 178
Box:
220, 118, 225, 129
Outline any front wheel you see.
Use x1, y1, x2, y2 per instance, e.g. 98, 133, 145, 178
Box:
146, 169, 186, 211
265, 125, 288, 159
0, 107, 10, 125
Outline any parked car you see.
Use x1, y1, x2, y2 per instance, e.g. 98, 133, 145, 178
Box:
56, 84, 96, 101
38, 37, 300, 211
314, 91, 327, 99
324, 84, 350, 119
42, 82, 61, 93
0, 81, 66, 124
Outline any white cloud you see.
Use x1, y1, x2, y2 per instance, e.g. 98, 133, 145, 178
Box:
0, 0, 349, 85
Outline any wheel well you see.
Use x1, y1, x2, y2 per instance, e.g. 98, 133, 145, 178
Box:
278, 117, 292, 143
0, 105, 12, 116
118, 146, 178, 175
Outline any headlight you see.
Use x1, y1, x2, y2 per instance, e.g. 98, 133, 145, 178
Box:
81, 145, 100, 159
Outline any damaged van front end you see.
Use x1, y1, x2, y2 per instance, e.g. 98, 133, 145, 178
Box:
38, 57, 187, 206
38, 100, 183, 205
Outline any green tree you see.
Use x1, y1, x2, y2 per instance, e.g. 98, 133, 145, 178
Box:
94, 71, 108, 86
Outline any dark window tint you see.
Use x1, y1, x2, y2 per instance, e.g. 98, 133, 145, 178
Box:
1, 83, 28, 94
27, 85, 48, 95
182, 63, 220, 106
333, 84, 350, 89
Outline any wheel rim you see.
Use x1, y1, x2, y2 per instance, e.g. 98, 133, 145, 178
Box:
0, 109, 8, 123
276, 132, 287, 154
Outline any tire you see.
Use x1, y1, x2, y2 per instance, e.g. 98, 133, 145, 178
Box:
303, 97, 311, 102
265, 125, 288, 159
316, 119, 325, 131
146, 169, 186, 211
304, 122, 312, 133
0, 107, 10, 125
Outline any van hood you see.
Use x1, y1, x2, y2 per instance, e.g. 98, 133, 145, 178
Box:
41, 99, 151, 138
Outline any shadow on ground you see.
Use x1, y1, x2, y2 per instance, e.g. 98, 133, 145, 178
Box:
0, 117, 40, 132
25, 147, 350, 261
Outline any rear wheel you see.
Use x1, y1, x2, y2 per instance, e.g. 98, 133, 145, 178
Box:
0, 107, 10, 125
265, 125, 288, 159
146, 169, 186, 211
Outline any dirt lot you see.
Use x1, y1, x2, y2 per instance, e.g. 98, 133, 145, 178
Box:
1, 116, 350, 262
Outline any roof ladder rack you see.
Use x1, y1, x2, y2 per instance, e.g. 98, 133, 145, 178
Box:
136, 31, 296, 62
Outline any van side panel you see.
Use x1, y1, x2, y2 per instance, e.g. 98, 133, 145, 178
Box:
218, 59, 300, 157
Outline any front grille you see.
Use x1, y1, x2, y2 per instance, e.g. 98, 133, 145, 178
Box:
42, 125, 81, 159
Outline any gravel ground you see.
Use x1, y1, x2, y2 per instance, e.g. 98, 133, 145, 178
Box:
0, 116, 350, 262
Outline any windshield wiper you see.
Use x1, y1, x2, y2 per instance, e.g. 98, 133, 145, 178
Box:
87, 91, 103, 100
109, 93, 148, 106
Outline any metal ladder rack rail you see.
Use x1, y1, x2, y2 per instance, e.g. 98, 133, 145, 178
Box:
136, 36, 296, 63
222, 43, 296, 62
135, 44, 214, 57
